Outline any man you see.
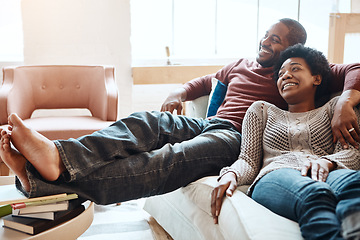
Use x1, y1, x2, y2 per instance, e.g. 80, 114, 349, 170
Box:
1, 18, 360, 204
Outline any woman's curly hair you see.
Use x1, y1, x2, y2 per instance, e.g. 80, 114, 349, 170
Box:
273, 43, 332, 106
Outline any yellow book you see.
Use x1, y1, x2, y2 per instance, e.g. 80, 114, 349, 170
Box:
0, 184, 76, 207
11, 194, 78, 209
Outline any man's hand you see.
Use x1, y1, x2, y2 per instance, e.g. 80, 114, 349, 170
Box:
331, 90, 360, 149
301, 158, 335, 182
160, 88, 187, 115
211, 172, 237, 224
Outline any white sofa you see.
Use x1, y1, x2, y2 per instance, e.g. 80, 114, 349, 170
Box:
143, 95, 304, 240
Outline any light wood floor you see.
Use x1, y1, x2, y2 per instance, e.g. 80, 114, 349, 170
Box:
80, 84, 178, 240
148, 217, 174, 240
78, 200, 173, 240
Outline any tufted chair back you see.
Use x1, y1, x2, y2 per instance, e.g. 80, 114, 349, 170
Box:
0, 65, 119, 176
0, 65, 118, 140
0, 65, 118, 123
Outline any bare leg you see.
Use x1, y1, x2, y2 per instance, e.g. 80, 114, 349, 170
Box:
0, 128, 30, 191
6, 113, 66, 182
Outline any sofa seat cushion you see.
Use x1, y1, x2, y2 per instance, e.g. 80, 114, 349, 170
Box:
144, 176, 303, 240
22, 116, 114, 140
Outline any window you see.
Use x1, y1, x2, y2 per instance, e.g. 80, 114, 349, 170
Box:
0, 0, 23, 62
130, 0, 352, 66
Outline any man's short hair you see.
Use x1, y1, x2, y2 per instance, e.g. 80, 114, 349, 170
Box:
279, 18, 307, 46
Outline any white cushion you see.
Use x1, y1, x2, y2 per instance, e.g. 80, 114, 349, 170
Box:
185, 95, 209, 119
185, 77, 221, 119
144, 176, 303, 240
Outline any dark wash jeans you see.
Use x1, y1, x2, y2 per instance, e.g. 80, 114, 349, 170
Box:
252, 168, 360, 240
21, 111, 241, 204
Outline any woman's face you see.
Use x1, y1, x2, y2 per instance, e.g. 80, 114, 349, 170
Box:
277, 57, 321, 106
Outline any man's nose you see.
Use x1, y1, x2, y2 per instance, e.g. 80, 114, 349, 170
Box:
261, 36, 271, 46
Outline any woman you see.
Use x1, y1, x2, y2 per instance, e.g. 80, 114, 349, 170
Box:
211, 44, 360, 240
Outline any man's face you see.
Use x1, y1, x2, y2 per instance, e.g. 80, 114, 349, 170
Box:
256, 22, 291, 67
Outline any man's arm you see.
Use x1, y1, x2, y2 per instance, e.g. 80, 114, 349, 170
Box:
160, 75, 212, 115
160, 73, 215, 115
160, 87, 187, 115
330, 63, 360, 148
160, 60, 239, 115
332, 89, 360, 149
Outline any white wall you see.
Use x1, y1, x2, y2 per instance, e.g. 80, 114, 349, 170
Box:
21, 0, 132, 118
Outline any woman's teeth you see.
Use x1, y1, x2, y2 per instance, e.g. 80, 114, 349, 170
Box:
283, 83, 297, 90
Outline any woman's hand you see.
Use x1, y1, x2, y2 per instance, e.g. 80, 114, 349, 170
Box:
211, 172, 237, 224
301, 158, 335, 182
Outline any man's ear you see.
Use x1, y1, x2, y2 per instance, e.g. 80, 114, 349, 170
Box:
313, 75, 322, 86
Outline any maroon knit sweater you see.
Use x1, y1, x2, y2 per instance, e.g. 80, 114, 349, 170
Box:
183, 58, 360, 132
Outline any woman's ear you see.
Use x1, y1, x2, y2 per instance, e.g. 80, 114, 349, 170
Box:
313, 75, 322, 86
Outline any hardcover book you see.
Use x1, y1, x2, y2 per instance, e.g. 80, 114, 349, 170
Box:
12, 201, 69, 215
11, 211, 57, 220
0, 184, 77, 206
0, 204, 12, 218
2, 205, 85, 235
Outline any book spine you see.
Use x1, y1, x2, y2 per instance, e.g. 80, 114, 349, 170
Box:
11, 193, 78, 210
0, 204, 12, 218
0, 193, 68, 206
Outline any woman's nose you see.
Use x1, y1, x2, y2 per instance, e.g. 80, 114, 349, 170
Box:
282, 71, 292, 80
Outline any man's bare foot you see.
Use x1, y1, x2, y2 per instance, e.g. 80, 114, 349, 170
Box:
7, 113, 65, 182
0, 128, 30, 191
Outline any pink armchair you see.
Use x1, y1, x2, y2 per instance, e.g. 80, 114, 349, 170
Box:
0, 65, 119, 175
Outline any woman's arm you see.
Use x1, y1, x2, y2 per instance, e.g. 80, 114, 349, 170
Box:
211, 101, 265, 223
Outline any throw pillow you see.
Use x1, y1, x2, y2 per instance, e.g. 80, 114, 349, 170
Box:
206, 78, 227, 117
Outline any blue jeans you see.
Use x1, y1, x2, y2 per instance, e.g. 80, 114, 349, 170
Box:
252, 168, 360, 240
22, 111, 241, 204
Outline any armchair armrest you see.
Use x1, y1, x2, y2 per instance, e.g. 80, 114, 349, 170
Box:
0, 67, 14, 125
104, 66, 118, 121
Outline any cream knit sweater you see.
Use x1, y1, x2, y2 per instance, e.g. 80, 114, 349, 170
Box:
220, 97, 360, 194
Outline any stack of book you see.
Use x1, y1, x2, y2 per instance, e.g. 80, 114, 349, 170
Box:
0, 189, 84, 235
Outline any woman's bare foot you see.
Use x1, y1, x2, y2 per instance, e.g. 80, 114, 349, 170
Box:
0, 128, 30, 191
7, 113, 66, 182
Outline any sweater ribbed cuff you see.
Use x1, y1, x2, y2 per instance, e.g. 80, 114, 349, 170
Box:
218, 167, 241, 183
